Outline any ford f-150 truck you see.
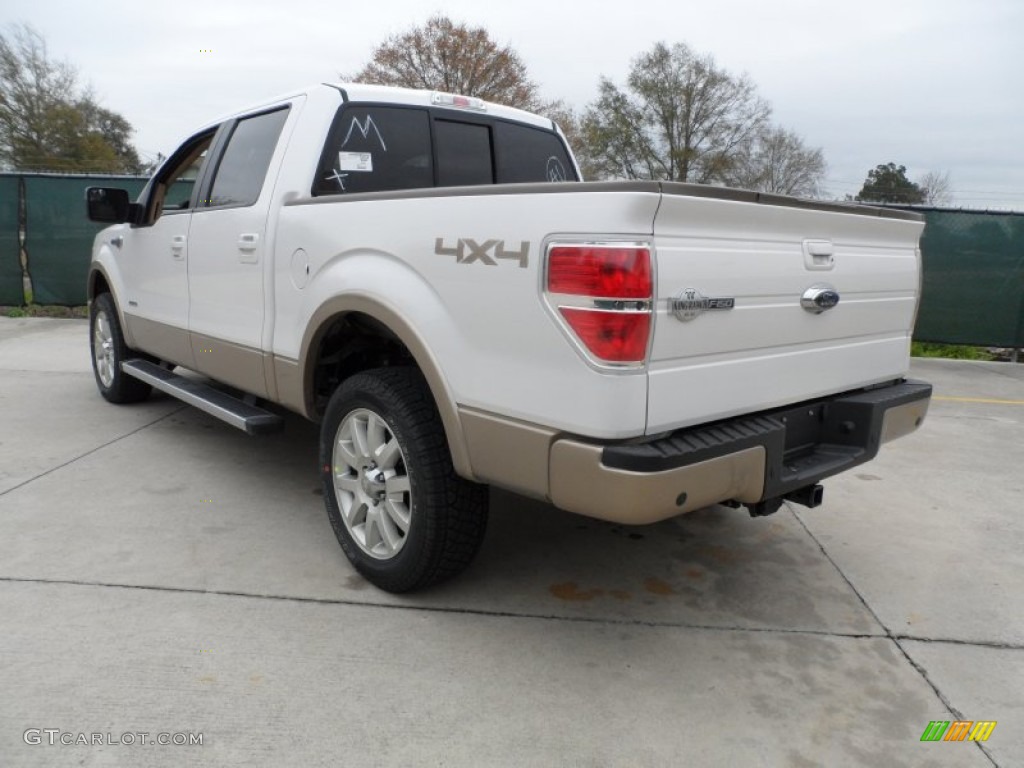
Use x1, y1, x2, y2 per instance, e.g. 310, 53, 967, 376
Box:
85, 83, 931, 592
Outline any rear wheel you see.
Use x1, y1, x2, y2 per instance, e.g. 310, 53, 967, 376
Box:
320, 367, 488, 592
90, 293, 152, 404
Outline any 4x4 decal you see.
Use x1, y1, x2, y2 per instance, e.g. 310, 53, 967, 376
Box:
435, 238, 530, 268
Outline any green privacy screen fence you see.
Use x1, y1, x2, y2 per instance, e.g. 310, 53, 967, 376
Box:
912, 209, 1024, 348
0, 174, 1022, 348
21, 174, 149, 305
0, 175, 22, 305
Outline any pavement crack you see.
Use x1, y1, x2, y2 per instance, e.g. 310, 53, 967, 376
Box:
0, 575, 893, 642
893, 634, 1024, 651
790, 504, 1001, 767
0, 406, 188, 499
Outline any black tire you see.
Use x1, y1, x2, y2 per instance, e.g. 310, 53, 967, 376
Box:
89, 292, 152, 404
320, 367, 488, 592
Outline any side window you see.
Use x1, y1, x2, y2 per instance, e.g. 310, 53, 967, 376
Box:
434, 120, 493, 187
146, 133, 214, 223
207, 108, 289, 207
314, 106, 432, 195
494, 121, 578, 184
165, 149, 207, 209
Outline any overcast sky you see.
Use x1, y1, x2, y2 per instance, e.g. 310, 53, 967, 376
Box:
5, 0, 1022, 209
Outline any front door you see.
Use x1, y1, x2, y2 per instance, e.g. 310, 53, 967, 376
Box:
120, 133, 215, 367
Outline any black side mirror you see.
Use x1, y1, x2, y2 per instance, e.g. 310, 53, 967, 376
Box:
86, 187, 131, 223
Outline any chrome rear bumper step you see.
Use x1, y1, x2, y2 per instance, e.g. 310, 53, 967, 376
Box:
121, 359, 284, 435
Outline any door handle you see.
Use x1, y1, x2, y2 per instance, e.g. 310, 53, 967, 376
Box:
238, 234, 259, 251
170, 235, 186, 258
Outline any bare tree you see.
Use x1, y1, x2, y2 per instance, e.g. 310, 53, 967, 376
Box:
725, 126, 826, 197
919, 170, 954, 206
581, 42, 771, 183
347, 16, 540, 110
0, 23, 142, 172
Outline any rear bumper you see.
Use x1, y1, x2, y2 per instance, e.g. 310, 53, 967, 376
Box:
548, 379, 931, 524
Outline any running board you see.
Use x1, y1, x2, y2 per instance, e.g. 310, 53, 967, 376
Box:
121, 359, 284, 435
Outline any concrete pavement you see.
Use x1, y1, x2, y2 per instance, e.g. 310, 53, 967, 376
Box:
1, 317, 1020, 767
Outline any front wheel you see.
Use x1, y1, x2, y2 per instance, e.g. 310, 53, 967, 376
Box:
90, 292, 152, 404
320, 367, 488, 592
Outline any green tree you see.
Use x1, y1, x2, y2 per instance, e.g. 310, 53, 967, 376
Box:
581, 42, 772, 183
856, 163, 925, 204
347, 16, 540, 110
0, 23, 142, 172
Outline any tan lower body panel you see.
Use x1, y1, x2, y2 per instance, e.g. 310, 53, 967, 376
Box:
273, 357, 306, 417
549, 441, 766, 525
123, 314, 194, 370
458, 407, 557, 501
880, 397, 930, 443
190, 333, 268, 399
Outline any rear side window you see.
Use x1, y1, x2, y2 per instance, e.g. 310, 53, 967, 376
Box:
207, 108, 289, 207
435, 120, 493, 187
494, 121, 577, 183
314, 107, 432, 195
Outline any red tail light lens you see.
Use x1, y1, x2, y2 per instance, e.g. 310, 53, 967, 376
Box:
548, 246, 651, 299
559, 308, 651, 363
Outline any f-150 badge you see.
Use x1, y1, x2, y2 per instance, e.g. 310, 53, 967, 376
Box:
670, 288, 735, 322
434, 238, 530, 268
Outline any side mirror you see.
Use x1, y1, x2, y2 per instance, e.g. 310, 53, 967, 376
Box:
86, 187, 131, 223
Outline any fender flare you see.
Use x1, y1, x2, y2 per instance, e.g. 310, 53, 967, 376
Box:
297, 292, 476, 481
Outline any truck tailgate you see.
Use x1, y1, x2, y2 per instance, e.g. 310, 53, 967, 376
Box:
647, 188, 924, 434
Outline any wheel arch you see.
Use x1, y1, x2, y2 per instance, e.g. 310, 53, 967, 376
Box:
297, 293, 475, 481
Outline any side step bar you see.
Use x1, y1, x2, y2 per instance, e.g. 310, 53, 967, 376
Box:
121, 359, 284, 435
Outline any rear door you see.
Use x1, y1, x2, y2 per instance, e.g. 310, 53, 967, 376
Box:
647, 190, 925, 433
187, 105, 293, 396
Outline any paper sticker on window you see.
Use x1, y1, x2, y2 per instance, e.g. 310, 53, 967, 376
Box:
338, 152, 373, 172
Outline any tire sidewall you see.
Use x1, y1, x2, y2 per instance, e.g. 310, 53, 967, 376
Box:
90, 294, 121, 400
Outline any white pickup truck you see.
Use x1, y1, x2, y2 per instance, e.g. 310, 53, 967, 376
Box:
85, 83, 931, 592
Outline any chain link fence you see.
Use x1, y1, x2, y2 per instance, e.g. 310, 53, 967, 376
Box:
1, 174, 1022, 352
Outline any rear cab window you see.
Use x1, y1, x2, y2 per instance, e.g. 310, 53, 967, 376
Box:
313, 103, 577, 197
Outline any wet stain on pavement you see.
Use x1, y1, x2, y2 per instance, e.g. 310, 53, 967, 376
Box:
643, 577, 676, 596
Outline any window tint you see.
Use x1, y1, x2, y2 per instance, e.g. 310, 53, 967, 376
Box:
435, 120, 493, 187
315, 107, 432, 195
494, 121, 577, 184
208, 108, 289, 207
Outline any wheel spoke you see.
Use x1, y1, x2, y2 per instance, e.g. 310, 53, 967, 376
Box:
335, 436, 359, 470
335, 475, 360, 495
351, 415, 370, 460
346, 498, 369, 527
375, 437, 401, 470
365, 413, 387, 457
385, 475, 410, 495
377, 506, 401, 549
383, 499, 410, 534
363, 508, 382, 550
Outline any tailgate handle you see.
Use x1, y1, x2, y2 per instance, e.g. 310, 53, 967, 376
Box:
803, 240, 835, 271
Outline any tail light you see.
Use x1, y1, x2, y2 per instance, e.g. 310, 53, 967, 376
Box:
545, 243, 653, 366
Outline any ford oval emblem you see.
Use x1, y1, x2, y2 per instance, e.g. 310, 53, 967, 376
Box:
801, 285, 840, 313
